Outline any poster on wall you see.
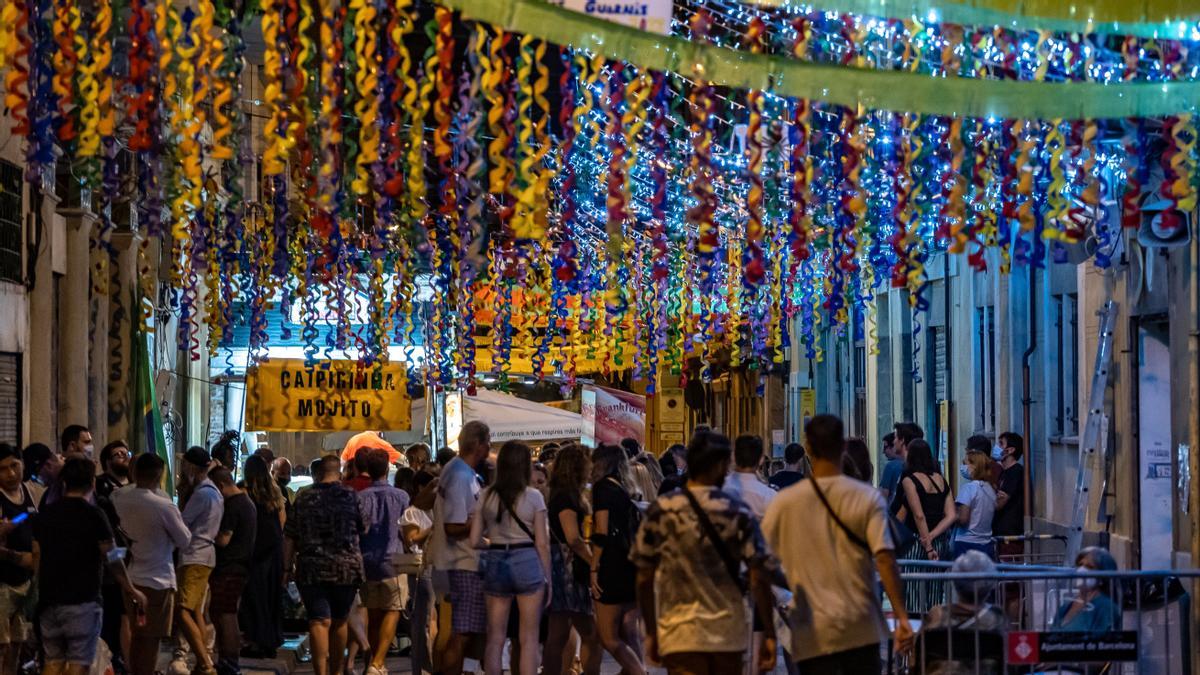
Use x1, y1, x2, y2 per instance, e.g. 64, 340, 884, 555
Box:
244, 358, 411, 432
549, 0, 674, 35
581, 385, 646, 448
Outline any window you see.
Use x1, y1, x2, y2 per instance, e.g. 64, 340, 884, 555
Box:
0, 161, 21, 284
927, 325, 947, 441
853, 340, 866, 436
974, 305, 996, 432
1054, 293, 1079, 437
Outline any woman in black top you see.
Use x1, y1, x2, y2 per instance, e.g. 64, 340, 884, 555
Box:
543, 444, 602, 675
239, 455, 288, 657
589, 444, 646, 675
892, 439, 956, 615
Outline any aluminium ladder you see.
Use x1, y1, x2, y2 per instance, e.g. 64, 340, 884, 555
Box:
1064, 299, 1118, 565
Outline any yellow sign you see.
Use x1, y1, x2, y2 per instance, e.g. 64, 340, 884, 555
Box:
799, 388, 817, 423
244, 359, 412, 432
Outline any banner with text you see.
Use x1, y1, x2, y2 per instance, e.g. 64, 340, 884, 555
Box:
581, 384, 646, 448
550, 0, 673, 34
245, 359, 412, 432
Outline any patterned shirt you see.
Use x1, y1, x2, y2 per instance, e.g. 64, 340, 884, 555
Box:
630, 485, 774, 656
357, 480, 411, 581
285, 482, 365, 586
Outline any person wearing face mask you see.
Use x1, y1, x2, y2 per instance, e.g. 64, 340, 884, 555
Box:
62, 424, 95, 459
953, 437, 998, 560
1052, 547, 1121, 632
270, 457, 295, 507
21, 442, 61, 506
991, 433, 1025, 558
38, 425, 95, 507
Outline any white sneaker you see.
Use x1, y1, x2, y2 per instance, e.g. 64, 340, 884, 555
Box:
167, 657, 191, 675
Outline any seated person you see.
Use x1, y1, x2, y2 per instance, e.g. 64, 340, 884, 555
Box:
1053, 546, 1121, 632
919, 550, 1007, 675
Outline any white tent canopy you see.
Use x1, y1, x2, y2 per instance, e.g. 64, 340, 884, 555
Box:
454, 388, 583, 442
320, 388, 581, 450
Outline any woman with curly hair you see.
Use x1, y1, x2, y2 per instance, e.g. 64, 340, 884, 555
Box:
543, 444, 602, 675
239, 454, 288, 658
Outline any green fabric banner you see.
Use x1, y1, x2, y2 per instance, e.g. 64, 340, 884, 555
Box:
132, 302, 173, 497
756, 0, 1199, 40
440, 0, 1200, 119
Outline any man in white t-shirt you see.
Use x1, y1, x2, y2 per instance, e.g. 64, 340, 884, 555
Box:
723, 434, 776, 519
761, 414, 913, 673
112, 453, 192, 675
428, 421, 490, 675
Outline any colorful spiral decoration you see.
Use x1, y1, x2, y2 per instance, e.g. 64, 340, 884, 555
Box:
0, 0, 1196, 385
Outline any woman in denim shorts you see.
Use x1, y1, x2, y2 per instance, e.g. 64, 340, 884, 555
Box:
470, 441, 550, 675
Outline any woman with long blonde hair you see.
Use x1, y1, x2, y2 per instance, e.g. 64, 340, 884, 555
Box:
953, 438, 998, 560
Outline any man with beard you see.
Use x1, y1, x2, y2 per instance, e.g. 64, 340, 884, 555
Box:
96, 441, 133, 674
97, 441, 132, 500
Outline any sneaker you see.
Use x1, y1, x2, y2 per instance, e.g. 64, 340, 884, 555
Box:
167, 657, 191, 675
365, 666, 387, 675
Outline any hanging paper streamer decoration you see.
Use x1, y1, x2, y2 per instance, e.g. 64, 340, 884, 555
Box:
0, 0, 1198, 390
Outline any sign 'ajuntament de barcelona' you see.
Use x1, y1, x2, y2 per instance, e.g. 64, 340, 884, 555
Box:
244, 359, 412, 432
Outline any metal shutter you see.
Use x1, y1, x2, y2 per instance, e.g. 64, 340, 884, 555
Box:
0, 353, 19, 447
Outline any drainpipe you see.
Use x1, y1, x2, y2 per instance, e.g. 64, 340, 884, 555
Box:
1189, 220, 1200, 675
944, 254, 952, 437
1021, 263, 1036, 533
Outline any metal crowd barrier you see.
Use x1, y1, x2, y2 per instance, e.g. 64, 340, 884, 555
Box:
887, 563, 1198, 675
994, 534, 1070, 567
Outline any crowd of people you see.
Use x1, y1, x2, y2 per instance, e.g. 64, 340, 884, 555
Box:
0, 416, 1124, 675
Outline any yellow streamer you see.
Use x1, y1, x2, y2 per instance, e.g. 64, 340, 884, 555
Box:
350, 0, 378, 195
1044, 118, 1068, 241
1170, 113, 1197, 212
75, 0, 99, 160
482, 27, 510, 197
261, 0, 287, 174
946, 116, 967, 252
168, 5, 197, 290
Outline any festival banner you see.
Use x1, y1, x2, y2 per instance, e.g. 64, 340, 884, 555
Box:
244, 359, 412, 432
549, 0, 674, 35
581, 384, 646, 447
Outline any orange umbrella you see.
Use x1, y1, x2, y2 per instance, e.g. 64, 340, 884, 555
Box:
340, 431, 403, 464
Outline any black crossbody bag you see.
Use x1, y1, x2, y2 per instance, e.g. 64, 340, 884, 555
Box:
807, 476, 872, 552
807, 475, 911, 554
680, 488, 748, 594
501, 497, 538, 543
